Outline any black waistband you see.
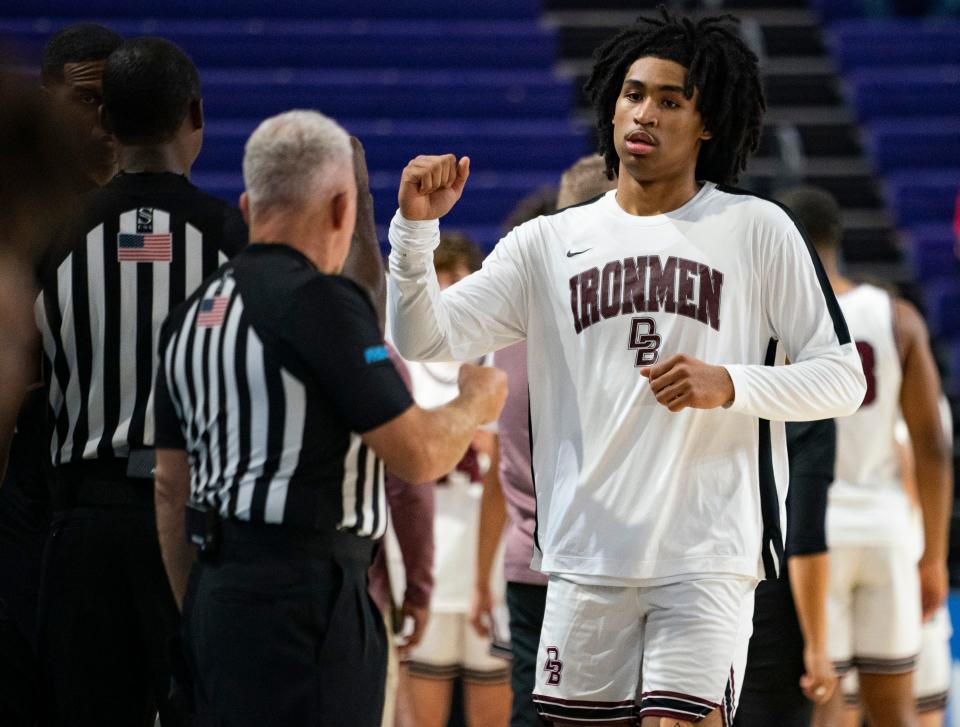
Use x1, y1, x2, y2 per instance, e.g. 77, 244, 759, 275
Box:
51, 458, 154, 509
204, 519, 375, 566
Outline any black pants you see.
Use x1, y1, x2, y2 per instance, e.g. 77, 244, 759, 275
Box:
37, 500, 185, 727
506, 582, 548, 727
734, 577, 813, 727
183, 526, 386, 727
0, 480, 48, 726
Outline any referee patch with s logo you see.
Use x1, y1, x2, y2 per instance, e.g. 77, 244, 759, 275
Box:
136, 207, 154, 233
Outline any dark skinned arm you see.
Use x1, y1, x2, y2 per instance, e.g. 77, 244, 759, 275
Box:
340, 136, 386, 329
894, 298, 952, 620
0, 258, 39, 486
470, 431, 507, 637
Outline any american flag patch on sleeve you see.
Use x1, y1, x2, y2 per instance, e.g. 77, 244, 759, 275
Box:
117, 232, 173, 262
196, 296, 230, 328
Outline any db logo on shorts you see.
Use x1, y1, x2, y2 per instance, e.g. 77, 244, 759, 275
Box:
544, 646, 563, 685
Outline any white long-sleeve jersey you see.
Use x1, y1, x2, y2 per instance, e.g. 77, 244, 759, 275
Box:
389, 184, 866, 583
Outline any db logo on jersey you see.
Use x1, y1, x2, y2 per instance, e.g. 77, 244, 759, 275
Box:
543, 646, 563, 685
628, 316, 662, 366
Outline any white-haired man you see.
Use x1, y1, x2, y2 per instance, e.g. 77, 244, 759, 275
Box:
153, 110, 507, 727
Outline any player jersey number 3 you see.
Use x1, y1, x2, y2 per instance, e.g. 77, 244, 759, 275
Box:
855, 340, 877, 407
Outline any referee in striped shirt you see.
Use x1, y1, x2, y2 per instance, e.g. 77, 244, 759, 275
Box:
35, 37, 246, 726
153, 110, 507, 727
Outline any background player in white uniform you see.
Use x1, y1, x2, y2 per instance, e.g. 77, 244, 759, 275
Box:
398, 232, 511, 727
387, 10, 866, 726
780, 187, 952, 727
839, 403, 955, 727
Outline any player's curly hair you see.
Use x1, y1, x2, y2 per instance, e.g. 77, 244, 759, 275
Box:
584, 5, 765, 185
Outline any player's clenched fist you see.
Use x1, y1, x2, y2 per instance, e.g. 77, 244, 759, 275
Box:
398, 154, 470, 221
457, 363, 508, 425
640, 354, 735, 412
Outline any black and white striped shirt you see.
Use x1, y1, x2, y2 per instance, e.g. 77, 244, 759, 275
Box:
154, 244, 412, 535
37, 173, 247, 467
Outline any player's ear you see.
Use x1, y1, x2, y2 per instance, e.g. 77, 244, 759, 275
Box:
330, 191, 349, 231
189, 99, 204, 131
700, 126, 713, 141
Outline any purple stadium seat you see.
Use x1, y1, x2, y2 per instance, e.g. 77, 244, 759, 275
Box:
866, 118, 960, 172
9, 0, 540, 19
884, 169, 960, 226
924, 278, 960, 338
948, 340, 960, 395
847, 66, 960, 121
0, 19, 556, 69
195, 69, 573, 120
904, 224, 959, 281
197, 119, 590, 176
829, 20, 960, 70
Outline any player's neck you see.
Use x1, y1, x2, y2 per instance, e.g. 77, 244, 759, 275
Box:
818, 250, 854, 294
117, 144, 191, 178
614, 168, 701, 217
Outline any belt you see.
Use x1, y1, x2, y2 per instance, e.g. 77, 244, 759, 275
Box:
192, 516, 375, 566
51, 457, 154, 509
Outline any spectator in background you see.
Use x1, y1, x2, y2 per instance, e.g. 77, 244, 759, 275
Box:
0, 65, 82, 726
470, 155, 615, 727
397, 231, 511, 727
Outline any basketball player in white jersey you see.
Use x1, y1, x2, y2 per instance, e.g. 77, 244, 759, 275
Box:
780, 187, 952, 727
388, 10, 866, 726
836, 401, 955, 727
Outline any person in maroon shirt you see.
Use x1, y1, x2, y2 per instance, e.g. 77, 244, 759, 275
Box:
368, 345, 436, 727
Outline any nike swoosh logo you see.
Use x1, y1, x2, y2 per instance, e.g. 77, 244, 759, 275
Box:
566, 248, 591, 257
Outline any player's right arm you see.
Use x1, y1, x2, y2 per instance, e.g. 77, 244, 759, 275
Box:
388, 154, 529, 362
895, 299, 952, 619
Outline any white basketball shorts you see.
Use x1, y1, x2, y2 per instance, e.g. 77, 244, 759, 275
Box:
404, 611, 510, 683
532, 574, 757, 725
843, 605, 951, 713
827, 543, 921, 675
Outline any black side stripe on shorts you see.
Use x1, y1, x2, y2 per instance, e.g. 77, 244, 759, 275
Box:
534, 695, 636, 723
854, 653, 918, 674
639, 690, 717, 722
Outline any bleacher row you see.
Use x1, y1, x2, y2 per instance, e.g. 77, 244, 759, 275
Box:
0, 4, 590, 253
822, 16, 960, 395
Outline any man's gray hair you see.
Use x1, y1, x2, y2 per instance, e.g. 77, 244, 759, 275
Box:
243, 110, 353, 216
